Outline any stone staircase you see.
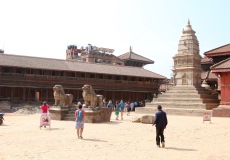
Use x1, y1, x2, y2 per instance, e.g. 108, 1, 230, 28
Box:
63, 105, 76, 121
0, 101, 12, 113
63, 105, 111, 123
136, 85, 220, 116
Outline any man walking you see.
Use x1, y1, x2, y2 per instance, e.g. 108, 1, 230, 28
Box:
153, 105, 168, 148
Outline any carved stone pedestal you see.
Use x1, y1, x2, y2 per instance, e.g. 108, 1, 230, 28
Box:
84, 107, 110, 123
212, 105, 230, 117
49, 107, 69, 120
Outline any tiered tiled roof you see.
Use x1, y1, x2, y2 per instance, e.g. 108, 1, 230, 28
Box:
204, 44, 230, 57
0, 53, 165, 79
118, 47, 154, 64
211, 57, 230, 72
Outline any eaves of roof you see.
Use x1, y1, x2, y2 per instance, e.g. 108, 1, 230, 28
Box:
204, 44, 230, 58
211, 57, 230, 73
0, 53, 165, 79
118, 52, 154, 64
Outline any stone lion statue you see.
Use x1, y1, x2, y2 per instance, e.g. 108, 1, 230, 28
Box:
53, 85, 73, 107
82, 84, 103, 109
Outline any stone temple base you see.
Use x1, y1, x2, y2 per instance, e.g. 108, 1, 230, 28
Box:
212, 105, 230, 117
84, 107, 111, 123
49, 107, 69, 120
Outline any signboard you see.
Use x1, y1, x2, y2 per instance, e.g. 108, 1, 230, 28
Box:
203, 112, 211, 123
99, 47, 115, 53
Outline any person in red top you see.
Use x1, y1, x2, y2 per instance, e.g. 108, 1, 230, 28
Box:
40, 101, 50, 128
75, 104, 85, 139
40, 101, 50, 115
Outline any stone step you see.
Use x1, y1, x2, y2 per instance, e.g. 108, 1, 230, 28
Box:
135, 107, 213, 117
146, 102, 219, 109
154, 98, 220, 103
0, 109, 12, 113
146, 102, 206, 109
169, 86, 209, 90
64, 117, 75, 121
0, 106, 12, 113
159, 94, 218, 99
165, 90, 211, 94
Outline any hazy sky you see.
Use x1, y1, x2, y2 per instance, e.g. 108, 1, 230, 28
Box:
0, 0, 229, 78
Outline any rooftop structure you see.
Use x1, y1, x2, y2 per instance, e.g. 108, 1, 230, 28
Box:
118, 46, 154, 67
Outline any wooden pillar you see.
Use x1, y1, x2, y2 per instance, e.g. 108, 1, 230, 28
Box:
128, 92, 130, 101
11, 87, 14, 100
46, 88, 48, 101
23, 88, 25, 101
104, 90, 106, 99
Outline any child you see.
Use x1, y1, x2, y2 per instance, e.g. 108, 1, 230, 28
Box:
75, 104, 85, 139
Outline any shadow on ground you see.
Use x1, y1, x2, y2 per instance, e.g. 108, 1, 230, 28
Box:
165, 147, 197, 151
81, 138, 108, 142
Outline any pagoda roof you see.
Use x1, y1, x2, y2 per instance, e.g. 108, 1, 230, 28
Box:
201, 71, 217, 80
211, 57, 230, 73
0, 53, 165, 79
118, 47, 154, 64
201, 56, 213, 64
204, 44, 230, 58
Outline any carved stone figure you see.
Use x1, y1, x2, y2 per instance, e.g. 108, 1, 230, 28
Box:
82, 84, 103, 109
53, 85, 73, 107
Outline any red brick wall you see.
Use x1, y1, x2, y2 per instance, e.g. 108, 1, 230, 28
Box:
220, 72, 230, 105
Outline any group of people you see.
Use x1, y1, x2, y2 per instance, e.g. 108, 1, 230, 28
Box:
107, 100, 134, 120
39, 101, 168, 148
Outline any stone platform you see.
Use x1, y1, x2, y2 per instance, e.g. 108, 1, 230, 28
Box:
64, 106, 111, 123
49, 107, 69, 120
212, 105, 230, 117
136, 85, 220, 116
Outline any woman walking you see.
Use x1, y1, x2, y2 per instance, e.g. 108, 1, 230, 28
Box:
115, 101, 120, 120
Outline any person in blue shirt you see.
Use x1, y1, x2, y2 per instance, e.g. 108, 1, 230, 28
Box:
153, 105, 168, 148
119, 100, 125, 120
107, 100, 113, 118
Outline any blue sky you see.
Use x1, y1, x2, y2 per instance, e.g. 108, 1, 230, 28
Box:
0, 0, 229, 78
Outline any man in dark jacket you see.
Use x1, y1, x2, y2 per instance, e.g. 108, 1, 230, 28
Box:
153, 105, 168, 148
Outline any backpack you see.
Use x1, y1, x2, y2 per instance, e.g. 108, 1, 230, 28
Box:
77, 110, 83, 121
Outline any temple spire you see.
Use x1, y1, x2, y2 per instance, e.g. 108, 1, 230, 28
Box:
129, 46, 132, 53
188, 19, 190, 25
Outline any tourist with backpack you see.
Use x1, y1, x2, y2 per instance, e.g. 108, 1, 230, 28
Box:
75, 104, 85, 139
